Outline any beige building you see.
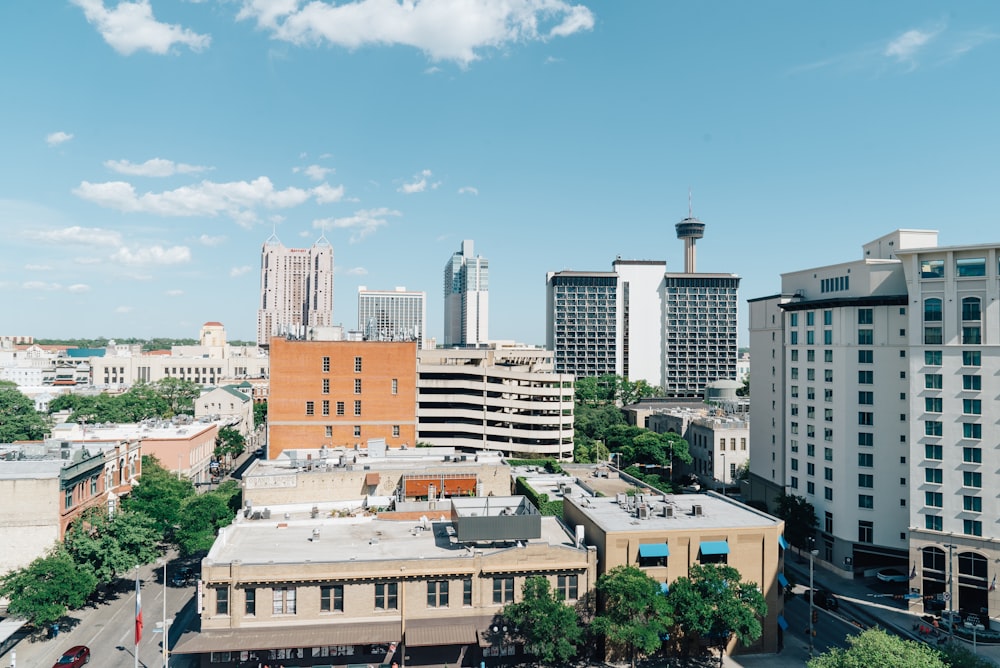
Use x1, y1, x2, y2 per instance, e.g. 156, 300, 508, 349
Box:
562, 491, 785, 656
174, 497, 598, 667
195, 384, 255, 444
647, 408, 750, 493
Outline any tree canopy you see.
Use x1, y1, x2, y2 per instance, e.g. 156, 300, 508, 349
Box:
807, 627, 945, 668
0, 548, 97, 627
774, 493, 818, 550
123, 455, 197, 535
666, 563, 766, 663
502, 576, 584, 666
175, 480, 241, 556
590, 565, 673, 668
0, 381, 49, 441
63, 508, 159, 585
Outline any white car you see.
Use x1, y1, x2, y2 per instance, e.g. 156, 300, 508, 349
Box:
876, 568, 908, 583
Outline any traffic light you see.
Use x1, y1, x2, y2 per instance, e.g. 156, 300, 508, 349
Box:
812, 610, 819, 624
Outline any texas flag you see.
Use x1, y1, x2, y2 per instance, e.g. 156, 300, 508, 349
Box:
135, 573, 143, 645
990, 575, 996, 593
909, 563, 917, 580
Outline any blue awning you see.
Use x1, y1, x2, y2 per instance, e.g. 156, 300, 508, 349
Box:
777, 573, 789, 588
660, 582, 669, 595
700, 540, 730, 555
777, 615, 789, 630
778, 534, 789, 550
639, 543, 670, 558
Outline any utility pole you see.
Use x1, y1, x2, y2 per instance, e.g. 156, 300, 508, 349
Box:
808, 536, 817, 657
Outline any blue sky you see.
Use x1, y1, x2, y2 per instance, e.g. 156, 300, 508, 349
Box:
3, 2, 1000, 346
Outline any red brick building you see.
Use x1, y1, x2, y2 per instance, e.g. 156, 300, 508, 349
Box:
268, 339, 417, 458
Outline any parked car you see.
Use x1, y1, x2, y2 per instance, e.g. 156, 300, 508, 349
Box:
254, 448, 264, 457
876, 568, 909, 583
53, 645, 90, 667
171, 566, 195, 586
805, 588, 839, 611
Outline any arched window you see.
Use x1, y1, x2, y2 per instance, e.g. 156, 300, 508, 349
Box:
959, 551, 988, 579
922, 546, 946, 572
924, 298, 943, 322
962, 297, 981, 321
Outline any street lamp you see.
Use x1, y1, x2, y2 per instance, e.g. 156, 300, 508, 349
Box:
944, 543, 956, 645
965, 619, 985, 654
807, 536, 818, 658
157, 559, 173, 668
610, 452, 622, 469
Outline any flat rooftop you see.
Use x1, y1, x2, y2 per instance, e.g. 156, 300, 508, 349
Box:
249, 447, 505, 476
566, 491, 780, 533
207, 505, 577, 566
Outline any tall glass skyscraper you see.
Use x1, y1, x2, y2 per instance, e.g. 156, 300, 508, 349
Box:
443, 240, 489, 346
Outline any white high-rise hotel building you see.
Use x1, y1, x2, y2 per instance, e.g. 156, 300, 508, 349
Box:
443, 240, 489, 346
546, 214, 739, 396
257, 234, 334, 346
749, 229, 999, 621
357, 286, 428, 349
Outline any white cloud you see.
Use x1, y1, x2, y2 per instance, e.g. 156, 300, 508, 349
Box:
345, 266, 368, 276
115, 305, 133, 313
46, 131, 74, 147
68, 284, 91, 293
165, 289, 184, 296
25, 264, 53, 271
199, 234, 226, 246
458, 186, 479, 196
314, 207, 401, 242
230, 265, 253, 277
75, 256, 104, 265
25, 225, 123, 247
236, 0, 595, 66
71, 0, 211, 56
22, 281, 62, 291
104, 158, 210, 177
399, 169, 440, 194
294, 164, 333, 181
73, 177, 338, 226
885, 28, 939, 63
111, 245, 192, 266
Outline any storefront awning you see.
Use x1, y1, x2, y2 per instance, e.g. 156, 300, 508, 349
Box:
700, 541, 730, 555
406, 620, 480, 647
777, 573, 789, 588
365, 472, 381, 486
173, 620, 401, 655
638, 543, 669, 558
778, 534, 789, 550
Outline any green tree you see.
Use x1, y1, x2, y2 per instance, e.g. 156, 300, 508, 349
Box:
123, 456, 196, 536
591, 565, 672, 668
215, 427, 246, 460
807, 627, 944, 668
174, 481, 241, 555
619, 378, 658, 406
936, 640, 996, 668
253, 401, 267, 428
774, 493, 818, 550
152, 377, 200, 416
667, 563, 767, 666
501, 576, 584, 666
0, 548, 97, 627
64, 507, 160, 584
0, 381, 49, 441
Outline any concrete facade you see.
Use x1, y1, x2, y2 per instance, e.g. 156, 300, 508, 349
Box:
258, 234, 335, 347
358, 286, 428, 349
647, 408, 749, 492
268, 339, 418, 458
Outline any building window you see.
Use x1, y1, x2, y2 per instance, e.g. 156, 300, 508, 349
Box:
273, 587, 296, 614
924, 298, 943, 322
858, 520, 873, 543
963, 375, 982, 391
807, 463, 815, 476
493, 577, 514, 604
790, 332, 798, 345
963, 447, 982, 463
790, 476, 798, 489
245, 588, 256, 616
807, 481, 815, 495
859, 391, 873, 405
375, 582, 398, 610
824, 369, 833, 382
858, 329, 873, 345
963, 399, 982, 415
354, 425, 361, 438
355, 378, 362, 394
824, 512, 833, 533
925, 397, 942, 413
322, 400, 330, 416
963, 350, 982, 366
858, 371, 873, 384
336, 401, 345, 416
322, 356, 330, 372
392, 378, 398, 395
354, 400, 362, 416
354, 356, 363, 373
963, 471, 982, 488
427, 580, 450, 608
925, 492, 943, 507
325, 426, 332, 438
858, 350, 873, 364
925, 350, 942, 365
962, 326, 982, 345
857, 308, 873, 324
790, 313, 798, 326
924, 421, 943, 437
807, 312, 815, 326
963, 423, 982, 439
964, 496, 983, 512
824, 310, 833, 325
957, 257, 986, 276
215, 587, 229, 615
964, 520, 983, 537
858, 495, 873, 509
858, 474, 873, 488
925, 444, 942, 460
858, 412, 873, 426
824, 349, 833, 363
924, 327, 943, 345
925, 374, 943, 389
925, 469, 942, 484
320, 584, 343, 612
824, 467, 833, 481
858, 453, 873, 467
393, 425, 400, 438
322, 378, 330, 394
926, 515, 943, 531
65, 488, 73, 509
557, 574, 579, 601
305, 401, 315, 416
463, 578, 473, 606
858, 432, 873, 446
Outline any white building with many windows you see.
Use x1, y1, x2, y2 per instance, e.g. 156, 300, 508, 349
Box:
443, 240, 489, 346
358, 286, 428, 349
258, 233, 334, 346
748, 229, 999, 624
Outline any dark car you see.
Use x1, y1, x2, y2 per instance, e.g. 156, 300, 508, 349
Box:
53, 645, 90, 667
254, 448, 264, 457
805, 588, 839, 611
171, 566, 195, 586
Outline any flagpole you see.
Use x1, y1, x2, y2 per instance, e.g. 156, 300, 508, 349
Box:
135, 567, 141, 668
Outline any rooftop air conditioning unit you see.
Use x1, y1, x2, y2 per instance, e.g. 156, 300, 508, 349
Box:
664, 506, 674, 518
692, 504, 703, 517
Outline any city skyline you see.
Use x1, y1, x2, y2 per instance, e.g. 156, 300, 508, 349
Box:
4, 2, 1000, 345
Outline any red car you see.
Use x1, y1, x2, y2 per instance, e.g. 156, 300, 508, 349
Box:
53, 645, 90, 667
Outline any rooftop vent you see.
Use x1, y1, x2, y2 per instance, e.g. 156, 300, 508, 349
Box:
692, 504, 703, 517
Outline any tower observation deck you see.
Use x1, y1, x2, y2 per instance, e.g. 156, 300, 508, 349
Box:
675, 218, 705, 273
